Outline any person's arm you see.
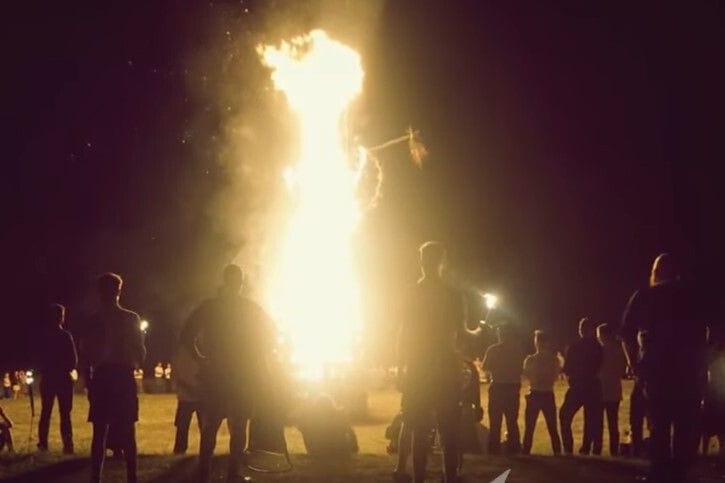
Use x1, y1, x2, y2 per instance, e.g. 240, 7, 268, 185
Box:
481, 345, 495, 373
522, 355, 532, 382
620, 291, 642, 375
561, 344, 573, 377
63, 332, 79, 372
180, 305, 207, 362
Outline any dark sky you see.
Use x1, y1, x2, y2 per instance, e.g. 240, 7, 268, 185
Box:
3, 1, 723, 366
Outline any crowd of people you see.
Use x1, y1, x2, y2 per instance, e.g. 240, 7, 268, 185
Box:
393, 247, 719, 483
0, 246, 719, 483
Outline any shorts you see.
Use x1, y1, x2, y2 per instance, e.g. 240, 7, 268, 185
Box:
88, 364, 138, 424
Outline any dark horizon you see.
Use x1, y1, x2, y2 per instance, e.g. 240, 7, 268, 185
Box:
3, 0, 723, 367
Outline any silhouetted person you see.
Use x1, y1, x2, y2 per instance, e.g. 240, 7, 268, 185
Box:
629, 330, 649, 457
621, 253, 710, 482
596, 322, 627, 456
84, 273, 146, 483
559, 317, 603, 455
36, 303, 77, 453
482, 323, 525, 454
702, 337, 725, 458
522, 330, 562, 455
0, 405, 13, 452
172, 340, 202, 454
397, 241, 466, 483
182, 264, 275, 483
298, 395, 358, 457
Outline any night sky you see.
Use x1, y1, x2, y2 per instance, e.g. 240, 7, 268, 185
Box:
3, 1, 723, 367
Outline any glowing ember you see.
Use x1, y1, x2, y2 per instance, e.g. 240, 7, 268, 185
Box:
258, 30, 364, 380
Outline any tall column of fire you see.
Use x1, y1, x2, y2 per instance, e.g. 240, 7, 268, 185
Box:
258, 30, 364, 380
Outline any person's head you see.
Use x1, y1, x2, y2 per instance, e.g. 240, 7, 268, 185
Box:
649, 253, 679, 287
46, 303, 65, 328
221, 264, 244, 296
578, 317, 596, 338
418, 241, 446, 278
534, 329, 550, 353
97, 272, 123, 306
596, 323, 614, 345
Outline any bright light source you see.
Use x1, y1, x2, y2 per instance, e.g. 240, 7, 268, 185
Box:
259, 30, 364, 380
25, 370, 34, 385
483, 293, 499, 310
140, 319, 149, 332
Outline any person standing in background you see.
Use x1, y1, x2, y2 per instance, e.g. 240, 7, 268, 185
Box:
522, 330, 562, 455
36, 303, 78, 454
482, 323, 525, 455
596, 323, 627, 456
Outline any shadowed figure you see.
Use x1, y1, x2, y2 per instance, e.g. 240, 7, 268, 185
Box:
559, 317, 603, 455
621, 253, 711, 483
182, 264, 275, 483
36, 303, 78, 454
482, 323, 525, 455
596, 322, 627, 456
522, 330, 562, 455
396, 241, 467, 483
83, 273, 146, 483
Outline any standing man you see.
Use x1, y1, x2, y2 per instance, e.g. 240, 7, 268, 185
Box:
84, 273, 146, 483
36, 303, 78, 454
559, 317, 603, 455
482, 323, 525, 454
596, 323, 627, 456
522, 330, 562, 455
621, 253, 710, 482
397, 241, 467, 483
182, 264, 275, 482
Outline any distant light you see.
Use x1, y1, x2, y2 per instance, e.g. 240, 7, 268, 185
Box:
483, 293, 499, 310
140, 320, 149, 332
25, 370, 34, 385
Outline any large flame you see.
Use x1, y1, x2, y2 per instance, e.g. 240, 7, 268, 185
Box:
259, 30, 364, 379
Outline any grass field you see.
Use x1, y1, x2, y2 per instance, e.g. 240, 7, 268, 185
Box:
0, 379, 714, 482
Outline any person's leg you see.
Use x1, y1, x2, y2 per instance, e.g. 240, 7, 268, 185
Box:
411, 426, 429, 483
436, 392, 461, 483
90, 423, 109, 483
37, 379, 54, 450
559, 386, 582, 455
226, 411, 247, 480
522, 393, 539, 454
503, 385, 521, 453
583, 387, 603, 455
672, 393, 702, 483
174, 400, 193, 454
487, 384, 503, 454
647, 393, 674, 482
542, 392, 561, 455
118, 423, 138, 483
199, 408, 223, 482
395, 421, 412, 475
630, 383, 645, 457
605, 401, 620, 456
58, 378, 74, 453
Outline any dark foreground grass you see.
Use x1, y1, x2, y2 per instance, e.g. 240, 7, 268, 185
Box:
1, 381, 720, 482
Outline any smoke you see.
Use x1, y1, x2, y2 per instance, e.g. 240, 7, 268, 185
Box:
182, 0, 385, 299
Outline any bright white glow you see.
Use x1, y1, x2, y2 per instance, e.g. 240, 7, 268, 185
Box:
484, 293, 499, 310
259, 30, 364, 380
140, 319, 149, 332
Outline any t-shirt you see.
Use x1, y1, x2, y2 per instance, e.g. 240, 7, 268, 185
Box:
523, 351, 560, 392
483, 341, 525, 385
37, 326, 78, 379
599, 341, 627, 402
83, 305, 146, 369
563, 337, 602, 388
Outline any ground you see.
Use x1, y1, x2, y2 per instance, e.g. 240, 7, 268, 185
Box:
0, 380, 718, 482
